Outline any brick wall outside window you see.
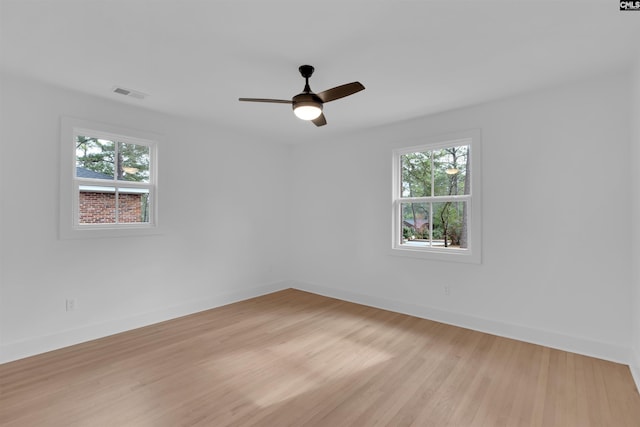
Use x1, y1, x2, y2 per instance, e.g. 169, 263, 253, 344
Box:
79, 192, 142, 224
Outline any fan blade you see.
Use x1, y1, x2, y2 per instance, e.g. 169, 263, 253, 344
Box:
312, 113, 327, 127
317, 82, 365, 103
238, 98, 292, 104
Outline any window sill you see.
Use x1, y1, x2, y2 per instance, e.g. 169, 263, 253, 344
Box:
389, 246, 481, 264
59, 223, 163, 240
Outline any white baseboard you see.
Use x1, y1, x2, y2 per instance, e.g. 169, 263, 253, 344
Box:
631, 347, 640, 394
291, 280, 631, 365
3, 279, 633, 371
0, 281, 289, 364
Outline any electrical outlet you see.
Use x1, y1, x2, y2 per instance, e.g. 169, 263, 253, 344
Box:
444, 285, 451, 296
66, 298, 77, 311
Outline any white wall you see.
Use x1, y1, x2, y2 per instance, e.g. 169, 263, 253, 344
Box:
0, 73, 291, 362
631, 58, 640, 388
2, 67, 637, 369
289, 69, 633, 363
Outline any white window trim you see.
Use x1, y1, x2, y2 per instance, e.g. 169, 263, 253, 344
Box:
59, 116, 161, 239
391, 129, 482, 264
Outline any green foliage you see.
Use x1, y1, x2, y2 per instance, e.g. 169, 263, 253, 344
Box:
76, 136, 150, 182
76, 136, 115, 177
401, 146, 468, 197
433, 202, 463, 246
400, 145, 469, 247
401, 152, 431, 197
402, 226, 413, 240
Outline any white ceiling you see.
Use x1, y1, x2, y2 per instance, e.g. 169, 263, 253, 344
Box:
2, 0, 639, 143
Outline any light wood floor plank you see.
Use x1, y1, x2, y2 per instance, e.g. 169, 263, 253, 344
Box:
1, 289, 639, 426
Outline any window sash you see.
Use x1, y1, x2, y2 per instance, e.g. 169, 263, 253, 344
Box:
74, 182, 155, 226
395, 200, 471, 249
73, 130, 156, 184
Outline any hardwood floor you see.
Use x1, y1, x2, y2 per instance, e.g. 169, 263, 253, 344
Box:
1, 289, 639, 426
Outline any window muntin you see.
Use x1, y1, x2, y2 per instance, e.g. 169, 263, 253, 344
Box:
392, 132, 481, 263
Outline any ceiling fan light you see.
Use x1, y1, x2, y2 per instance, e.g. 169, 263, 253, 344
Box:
293, 104, 322, 120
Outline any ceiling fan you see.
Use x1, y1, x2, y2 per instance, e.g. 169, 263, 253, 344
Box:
239, 65, 365, 127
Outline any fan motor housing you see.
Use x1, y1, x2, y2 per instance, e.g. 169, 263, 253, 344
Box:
292, 92, 323, 110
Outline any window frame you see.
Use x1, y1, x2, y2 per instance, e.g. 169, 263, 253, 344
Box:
391, 129, 482, 263
59, 117, 160, 239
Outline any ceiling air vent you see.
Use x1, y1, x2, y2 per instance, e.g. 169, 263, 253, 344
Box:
112, 86, 147, 100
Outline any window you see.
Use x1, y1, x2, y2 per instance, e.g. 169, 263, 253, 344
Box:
60, 117, 159, 238
392, 130, 481, 263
